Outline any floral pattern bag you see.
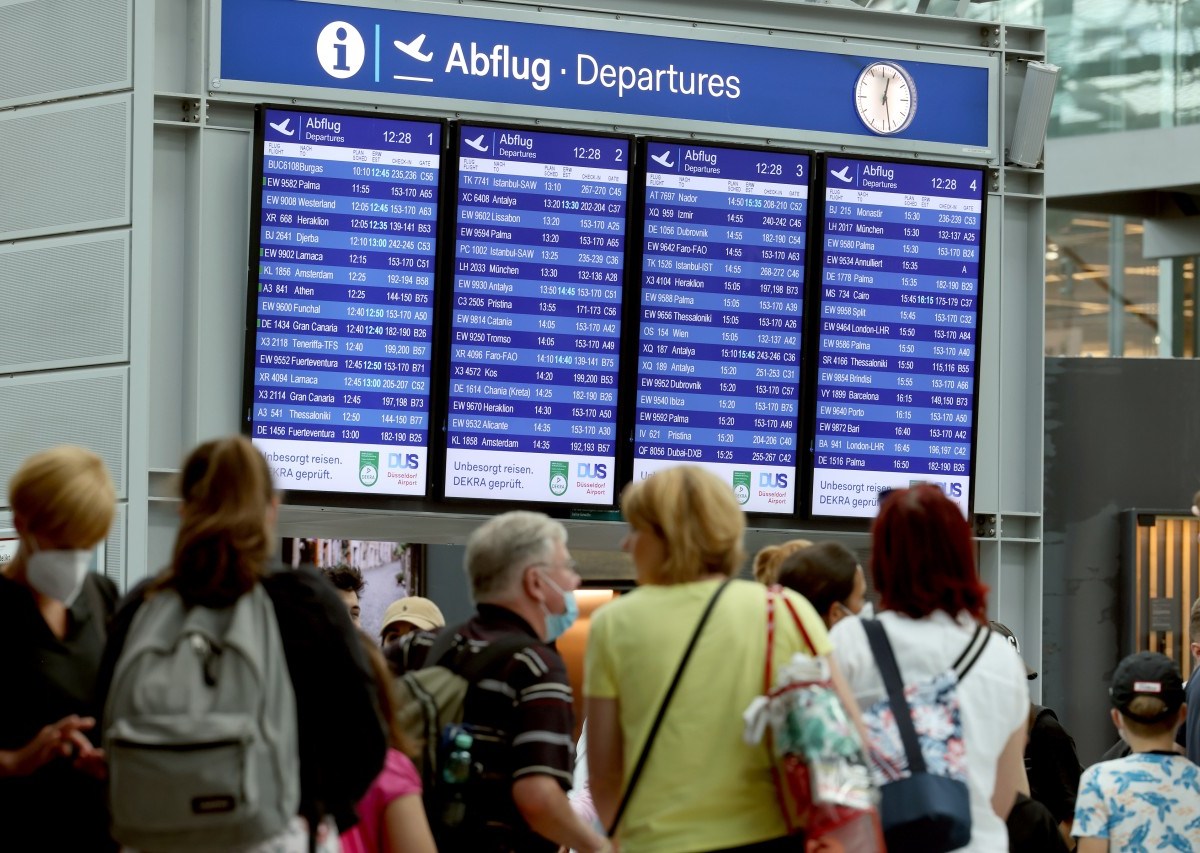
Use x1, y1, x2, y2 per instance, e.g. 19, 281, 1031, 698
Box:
743, 588, 883, 850
860, 619, 990, 853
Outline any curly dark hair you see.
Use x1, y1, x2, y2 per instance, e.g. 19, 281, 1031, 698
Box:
322, 564, 365, 597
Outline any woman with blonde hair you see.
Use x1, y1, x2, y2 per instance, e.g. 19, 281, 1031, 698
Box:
586, 465, 863, 852
99, 435, 387, 849
752, 538, 814, 585
0, 445, 117, 850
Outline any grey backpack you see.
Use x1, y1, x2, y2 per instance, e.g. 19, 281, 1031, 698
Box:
104, 583, 300, 851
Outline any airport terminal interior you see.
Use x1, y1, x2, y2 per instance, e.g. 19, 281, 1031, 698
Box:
2, 0, 1200, 791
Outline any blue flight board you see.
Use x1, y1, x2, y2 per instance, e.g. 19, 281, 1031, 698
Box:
443, 125, 630, 504
246, 107, 442, 496
811, 157, 985, 518
634, 142, 809, 514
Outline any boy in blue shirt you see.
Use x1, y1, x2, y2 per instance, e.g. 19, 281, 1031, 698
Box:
1073, 651, 1199, 852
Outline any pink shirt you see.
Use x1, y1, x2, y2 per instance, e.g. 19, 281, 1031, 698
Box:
341, 749, 423, 853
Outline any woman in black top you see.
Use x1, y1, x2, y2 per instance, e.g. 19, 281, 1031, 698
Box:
0, 445, 118, 851
98, 435, 388, 844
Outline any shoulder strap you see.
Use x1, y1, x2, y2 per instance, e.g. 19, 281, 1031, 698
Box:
425, 624, 537, 683
954, 624, 990, 681
607, 578, 733, 838
426, 624, 465, 669
457, 634, 538, 682
862, 618, 928, 775
864, 620, 991, 776
777, 587, 820, 656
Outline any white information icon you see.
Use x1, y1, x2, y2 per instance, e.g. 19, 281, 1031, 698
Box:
316, 21, 365, 79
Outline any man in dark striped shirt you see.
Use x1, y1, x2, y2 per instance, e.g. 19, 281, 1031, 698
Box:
392, 511, 610, 853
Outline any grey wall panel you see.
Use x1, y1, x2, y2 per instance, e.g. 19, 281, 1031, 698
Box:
0, 0, 131, 109
426, 545, 474, 626
145, 502, 181, 590
192, 128, 251, 441
0, 232, 129, 374
0, 368, 128, 506
1044, 357, 1200, 763
149, 128, 190, 469
105, 503, 127, 587
0, 95, 131, 241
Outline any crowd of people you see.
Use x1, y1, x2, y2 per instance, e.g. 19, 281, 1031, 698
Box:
1, 437, 1197, 851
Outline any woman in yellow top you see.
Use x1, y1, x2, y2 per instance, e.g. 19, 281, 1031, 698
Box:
585, 465, 863, 853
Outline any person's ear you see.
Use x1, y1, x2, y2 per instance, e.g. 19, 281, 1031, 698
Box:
522, 565, 545, 602
1110, 708, 1122, 731
827, 603, 846, 628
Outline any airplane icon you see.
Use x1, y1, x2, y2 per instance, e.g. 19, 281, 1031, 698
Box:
394, 34, 433, 63
269, 118, 295, 137
464, 134, 489, 153
830, 166, 853, 183
650, 151, 675, 168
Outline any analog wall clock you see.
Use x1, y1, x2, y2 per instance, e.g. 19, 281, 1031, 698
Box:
854, 61, 917, 135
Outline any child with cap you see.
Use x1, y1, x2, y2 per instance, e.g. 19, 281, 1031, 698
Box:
380, 596, 445, 654
1072, 651, 1200, 852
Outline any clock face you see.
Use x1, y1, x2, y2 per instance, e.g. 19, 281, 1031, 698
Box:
854, 61, 917, 135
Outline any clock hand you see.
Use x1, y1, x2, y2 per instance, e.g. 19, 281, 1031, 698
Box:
881, 73, 891, 107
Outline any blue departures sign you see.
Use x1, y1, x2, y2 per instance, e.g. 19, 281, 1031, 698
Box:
634, 142, 810, 514
444, 126, 630, 505
219, 0, 989, 149
811, 157, 984, 518
249, 108, 442, 496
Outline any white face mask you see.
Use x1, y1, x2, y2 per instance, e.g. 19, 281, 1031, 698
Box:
26, 546, 92, 605
858, 601, 875, 620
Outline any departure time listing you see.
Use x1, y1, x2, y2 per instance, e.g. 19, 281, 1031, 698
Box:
249, 108, 441, 497
811, 157, 984, 518
634, 142, 809, 514
444, 126, 629, 505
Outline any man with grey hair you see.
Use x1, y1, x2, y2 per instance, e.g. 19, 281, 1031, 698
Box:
389, 511, 608, 853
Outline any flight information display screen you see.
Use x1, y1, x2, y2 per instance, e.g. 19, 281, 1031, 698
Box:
443, 125, 630, 505
811, 156, 984, 518
246, 107, 442, 496
634, 141, 810, 514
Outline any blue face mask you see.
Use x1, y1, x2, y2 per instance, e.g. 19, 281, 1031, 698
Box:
539, 571, 579, 642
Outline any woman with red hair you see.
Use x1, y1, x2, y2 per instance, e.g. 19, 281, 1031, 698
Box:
831, 485, 1029, 852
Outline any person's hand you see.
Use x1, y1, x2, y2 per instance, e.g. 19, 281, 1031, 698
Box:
5, 715, 95, 777
72, 742, 107, 780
